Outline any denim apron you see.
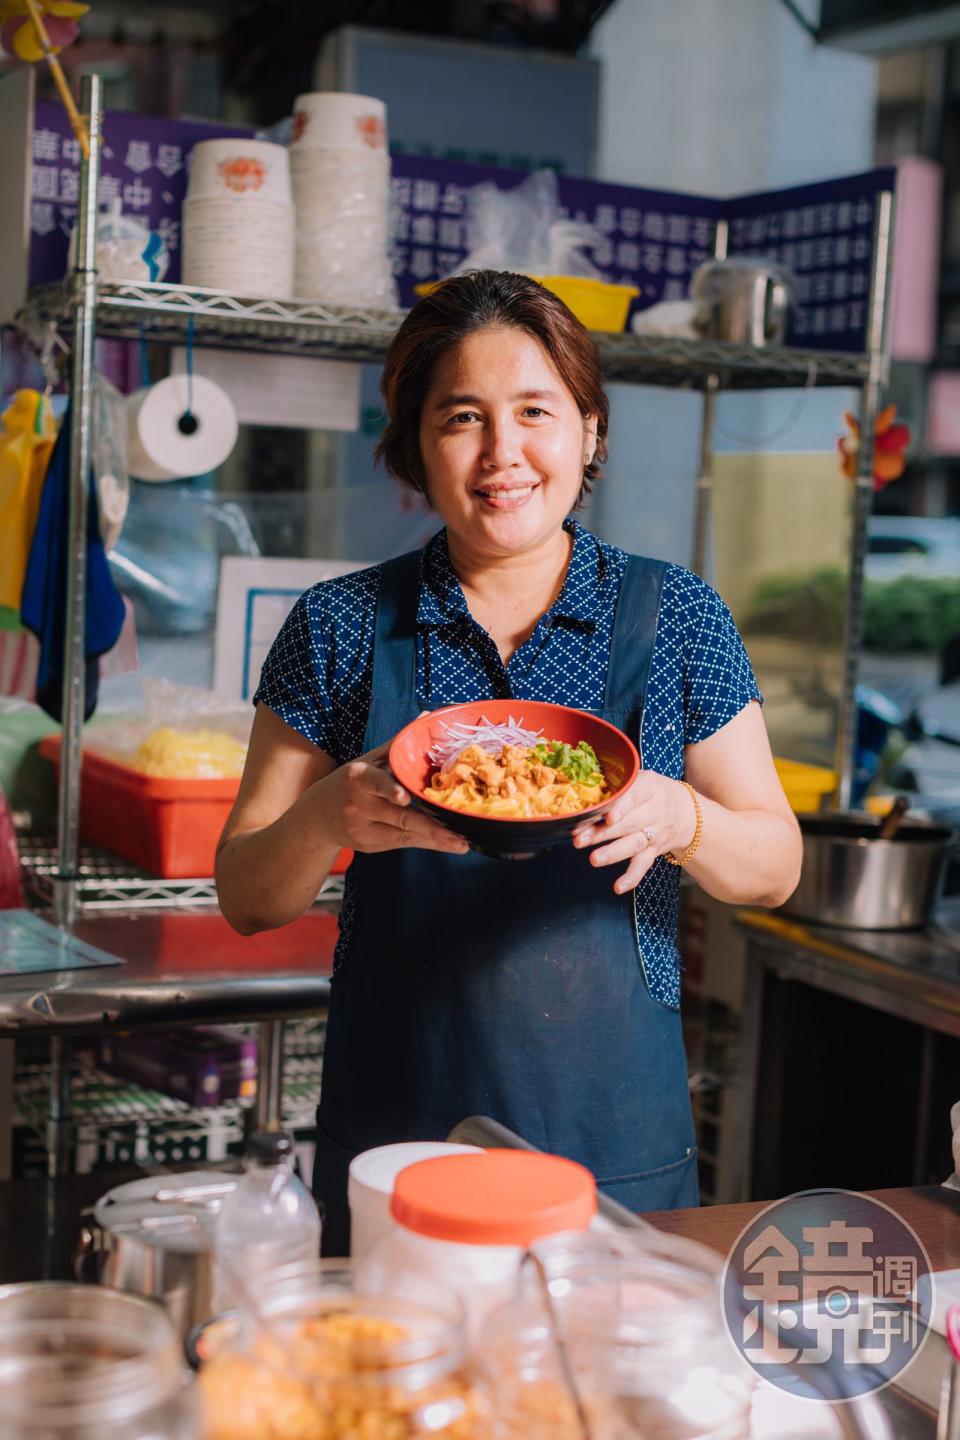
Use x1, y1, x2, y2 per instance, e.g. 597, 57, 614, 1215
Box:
314, 550, 698, 1253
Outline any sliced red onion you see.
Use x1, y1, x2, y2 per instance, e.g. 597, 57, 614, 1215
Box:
428, 715, 543, 771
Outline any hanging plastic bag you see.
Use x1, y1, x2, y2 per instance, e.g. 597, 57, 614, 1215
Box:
91, 370, 129, 553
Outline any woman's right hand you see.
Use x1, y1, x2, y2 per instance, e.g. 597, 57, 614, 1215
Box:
318, 740, 469, 856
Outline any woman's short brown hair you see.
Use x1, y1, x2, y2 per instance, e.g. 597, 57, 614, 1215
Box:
374, 269, 609, 504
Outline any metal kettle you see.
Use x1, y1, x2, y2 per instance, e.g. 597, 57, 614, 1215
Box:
690, 257, 793, 346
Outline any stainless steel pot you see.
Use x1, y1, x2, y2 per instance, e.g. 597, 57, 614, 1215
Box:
782, 812, 955, 930
76, 1171, 236, 1340
690, 258, 792, 345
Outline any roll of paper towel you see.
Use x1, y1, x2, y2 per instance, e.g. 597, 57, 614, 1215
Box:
127, 375, 238, 481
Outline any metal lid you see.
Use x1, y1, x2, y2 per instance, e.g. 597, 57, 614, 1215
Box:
92, 1171, 238, 1253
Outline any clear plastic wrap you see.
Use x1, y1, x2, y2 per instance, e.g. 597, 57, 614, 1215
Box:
292, 149, 397, 307
449, 168, 603, 280
83, 677, 253, 778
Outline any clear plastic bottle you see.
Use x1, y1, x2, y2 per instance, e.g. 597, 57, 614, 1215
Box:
214, 1131, 320, 1312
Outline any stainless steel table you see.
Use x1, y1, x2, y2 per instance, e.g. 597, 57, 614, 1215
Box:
0, 907, 337, 1178
730, 909, 960, 1202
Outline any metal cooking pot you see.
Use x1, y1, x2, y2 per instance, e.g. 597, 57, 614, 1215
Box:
76, 1171, 236, 1340
782, 812, 955, 930
690, 258, 792, 346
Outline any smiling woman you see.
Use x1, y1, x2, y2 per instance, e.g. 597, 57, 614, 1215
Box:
215, 270, 803, 1253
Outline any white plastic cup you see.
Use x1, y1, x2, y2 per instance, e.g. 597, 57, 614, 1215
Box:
291, 92, 388, 153
347, 1142, 482, 1261
186, 139, 293, 204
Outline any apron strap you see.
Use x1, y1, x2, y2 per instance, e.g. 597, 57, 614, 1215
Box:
603, 555, 667, 715
370, 547, 666, 720
369, 549, 423, 709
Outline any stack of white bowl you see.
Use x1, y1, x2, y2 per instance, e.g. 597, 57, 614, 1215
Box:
181, 139, 294, 299
290, 92, 396, 307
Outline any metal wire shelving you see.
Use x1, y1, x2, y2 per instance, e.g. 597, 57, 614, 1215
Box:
18, 277, 871, 391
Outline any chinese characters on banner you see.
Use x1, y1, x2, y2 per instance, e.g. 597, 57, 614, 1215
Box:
28, 100, 250, 287
27, 100, 895, 356
726, 168, 896, 352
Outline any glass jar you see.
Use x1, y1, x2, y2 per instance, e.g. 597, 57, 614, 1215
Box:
0, 1281, 197, 1440
481, 1251, 754, 1440
196, 1261, 490, 1440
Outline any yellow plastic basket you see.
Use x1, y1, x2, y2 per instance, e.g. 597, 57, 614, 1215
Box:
414, 275, 638, 333
530, 275, 639, 332
774, 757, 837, 814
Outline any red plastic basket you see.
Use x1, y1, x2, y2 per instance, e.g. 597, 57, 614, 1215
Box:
40, 736, 352, 880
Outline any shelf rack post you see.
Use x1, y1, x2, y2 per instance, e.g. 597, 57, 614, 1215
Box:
54, 73, 103, 927
690, 218, 728, 578
834, 190, 895, 812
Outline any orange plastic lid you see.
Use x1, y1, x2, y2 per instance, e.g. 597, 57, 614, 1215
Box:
390, 1149, 596, 1246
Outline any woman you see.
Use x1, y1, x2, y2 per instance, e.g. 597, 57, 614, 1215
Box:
217, 270, 802, 1251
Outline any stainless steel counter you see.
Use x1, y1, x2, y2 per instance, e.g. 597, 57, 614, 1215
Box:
0, 907, 337, 1179
735, 907, 960, 1040
730, 907, 960, 1203
0, 908, 336, 1034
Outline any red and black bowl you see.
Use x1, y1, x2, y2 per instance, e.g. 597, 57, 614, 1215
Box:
388, 700, 640, 860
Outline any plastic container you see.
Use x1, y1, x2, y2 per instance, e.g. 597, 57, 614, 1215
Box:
39, 735, 352, 879
533, 275, 640, 332
348, 1141, 483, 1260
196, 1261, 489, 1440
358, 1150, 596, 1343
416, 275, 638, 333
186, 139, 293, 204
290, 92, 388, 152
214, 1131, 321, 1313
482, 1249, 754, 1440
0, 1281, 197, 1439
773, 756, 837, 814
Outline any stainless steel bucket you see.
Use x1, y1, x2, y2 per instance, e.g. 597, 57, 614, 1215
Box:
690, 259, 792, 346
76, 1171, 236, 1340
782, 812, 955, 930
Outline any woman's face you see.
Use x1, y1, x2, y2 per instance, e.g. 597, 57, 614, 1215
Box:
418, 325, 594, 559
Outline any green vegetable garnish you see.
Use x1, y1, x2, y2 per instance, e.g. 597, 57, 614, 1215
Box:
532, 739, 604, 786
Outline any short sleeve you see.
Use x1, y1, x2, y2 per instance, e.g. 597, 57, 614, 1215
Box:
684, 580, 763, 745
253, 593, 336, 754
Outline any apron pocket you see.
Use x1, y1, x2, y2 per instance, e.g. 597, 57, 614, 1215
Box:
597, 1146, 699, 1214
632, 888, 682, 1011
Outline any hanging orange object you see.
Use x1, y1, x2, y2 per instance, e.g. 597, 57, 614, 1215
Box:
837, 404, 911, 491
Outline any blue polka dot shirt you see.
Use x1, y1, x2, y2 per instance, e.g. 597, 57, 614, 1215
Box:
255, 519, 762, 1007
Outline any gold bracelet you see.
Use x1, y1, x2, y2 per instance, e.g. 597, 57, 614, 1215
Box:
665, 781, 703, 866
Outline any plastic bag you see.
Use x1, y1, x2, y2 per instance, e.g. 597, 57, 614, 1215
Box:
69, 199, 169, 283
109, 481, 260, 636
450, 168, 603, 280
83, 677, 253, 778
91, 371, 129, 553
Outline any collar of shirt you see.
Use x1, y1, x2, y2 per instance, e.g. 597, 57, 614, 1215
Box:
416, 519, 602, 632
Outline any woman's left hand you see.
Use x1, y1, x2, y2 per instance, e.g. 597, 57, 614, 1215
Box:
572, 771, 697, 894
